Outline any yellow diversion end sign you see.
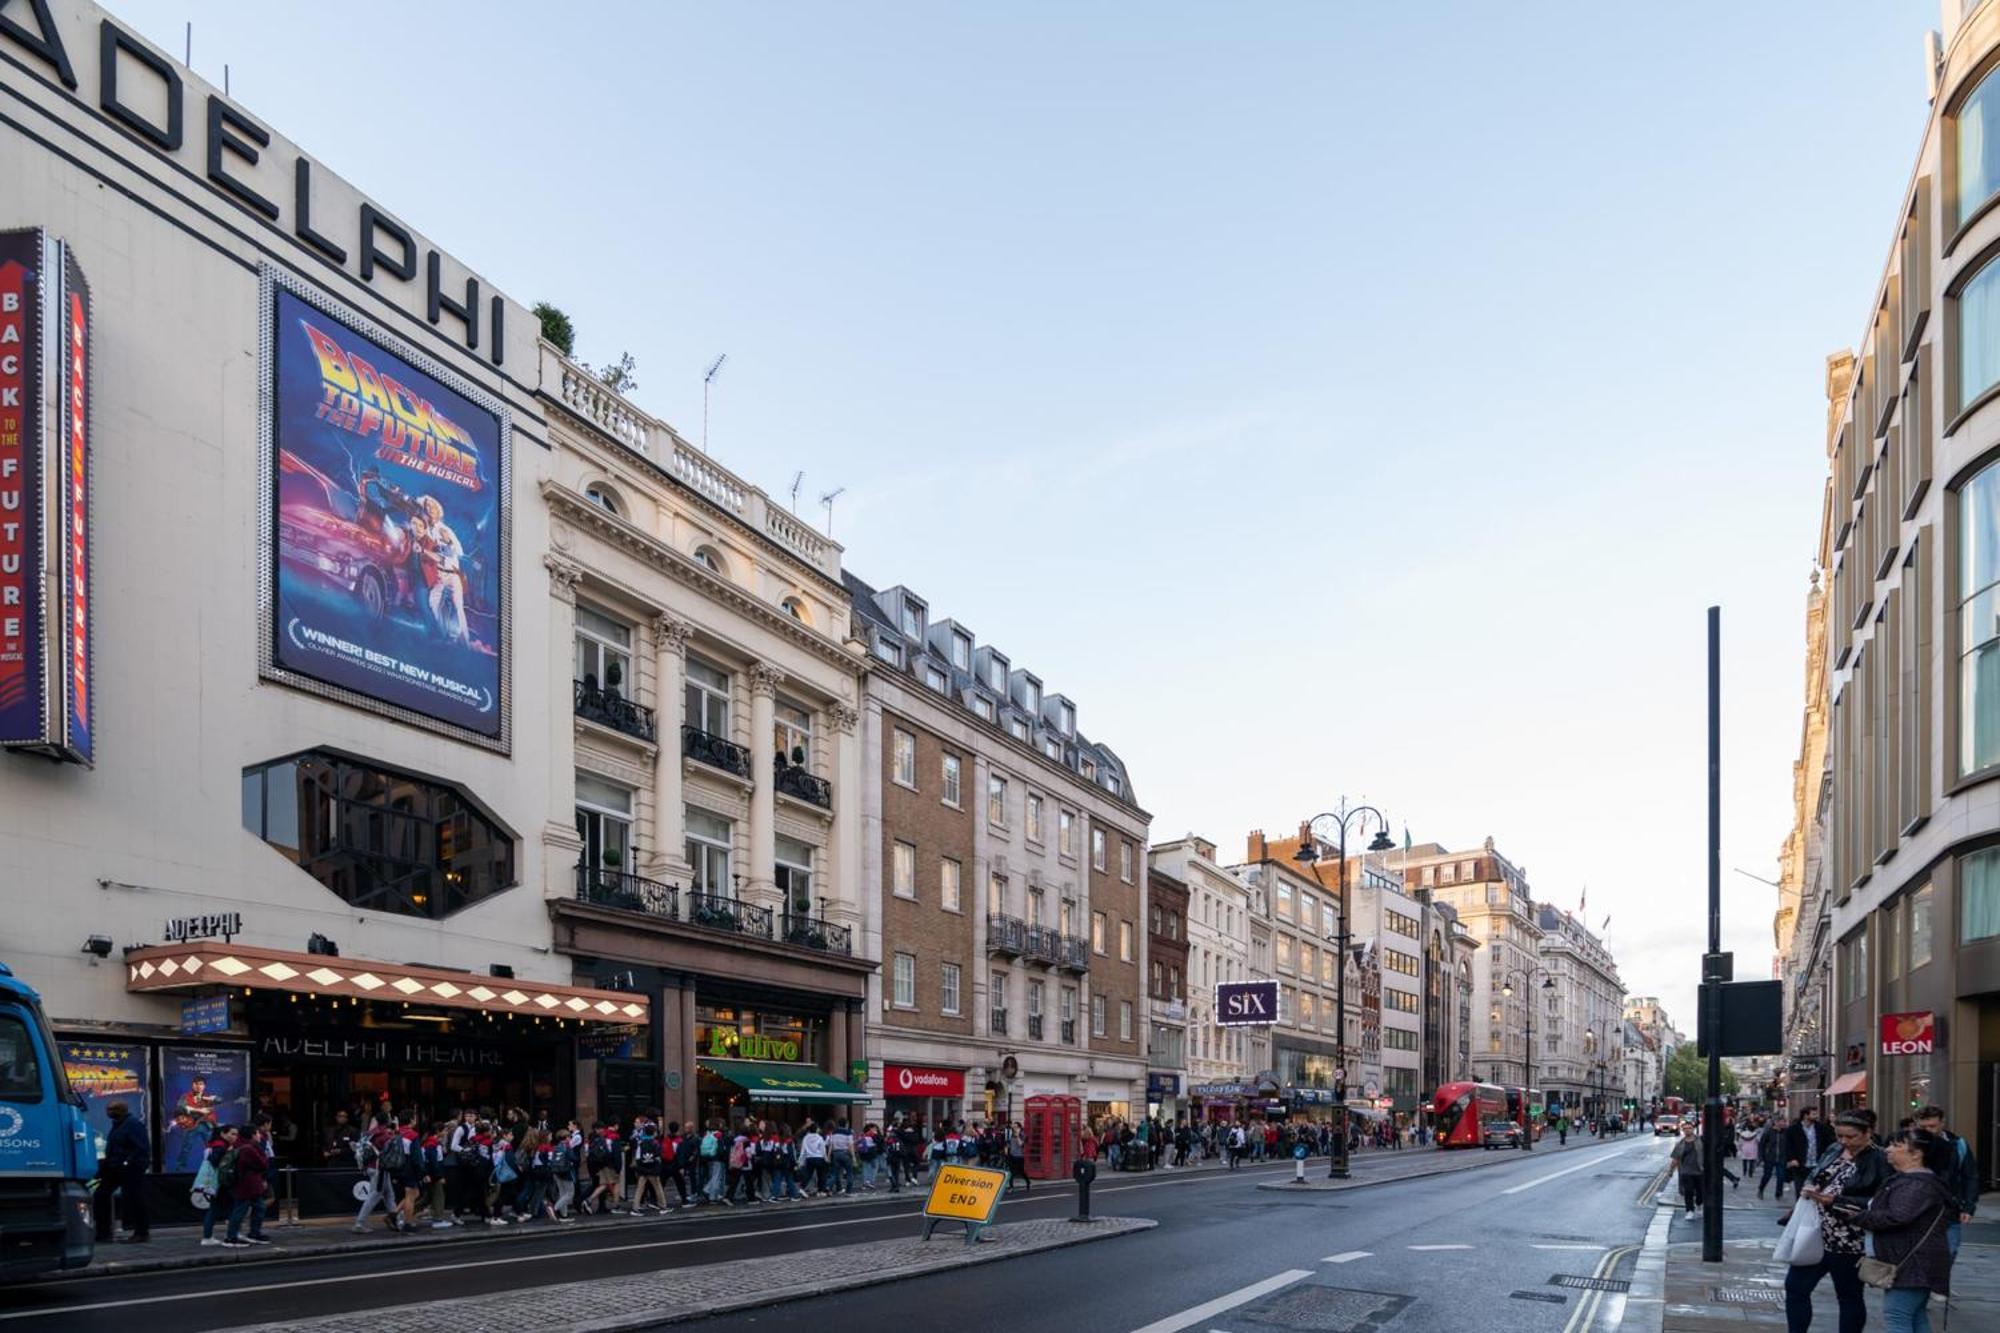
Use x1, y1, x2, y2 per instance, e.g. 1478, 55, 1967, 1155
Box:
921, 1164, 1008, 1244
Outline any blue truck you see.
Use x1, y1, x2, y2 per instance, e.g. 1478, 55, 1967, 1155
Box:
0, 963, 95, 1279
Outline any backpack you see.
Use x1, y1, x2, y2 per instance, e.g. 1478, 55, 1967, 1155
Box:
633, 1135, 661, 1175
215, 1145, 241, 1195
700, 1131, 720, 1160
193, 1152, 220, 1198
491, 1149, 518, 1184
380, 1135, 409, 1174
355, 1136, 379, 1170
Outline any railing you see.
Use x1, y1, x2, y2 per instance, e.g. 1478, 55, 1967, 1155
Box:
670, 443, 747, 516
1027, 1015, 1044, 1040
683, 725, 753, 778
986, 915, 1026, 956
686, 891, 773, 940
1058, 935, 1091, 972
573, 679, 656, 742
557, 359, 650, 455
576, 865, 677, 920
781, 912, 853, 957
1023, 924, 1062, 966
764, 505, 830, 568
990, 1008, 1008, 1036
774, 763, 833, 809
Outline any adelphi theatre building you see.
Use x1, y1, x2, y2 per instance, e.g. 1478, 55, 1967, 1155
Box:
0, 0, 702, 1200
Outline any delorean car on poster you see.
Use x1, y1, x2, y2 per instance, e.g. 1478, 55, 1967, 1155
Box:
268, 286, 504, 738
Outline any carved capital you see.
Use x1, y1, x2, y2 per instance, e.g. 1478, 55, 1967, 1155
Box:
652, 615, 695, 655
830, 703, 861, 735
544, 554, 585, 604
749, 663, 787, 698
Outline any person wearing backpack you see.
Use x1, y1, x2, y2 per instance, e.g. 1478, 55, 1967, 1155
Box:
582, 1123, 617, 1215
221, 1127, 271, 1248
629, 1120, 668, 1214
549, 1120, 580, 1218
195, 1125, 240, 1246
486, 1128, 518, 1223
693, 1120, 724, 1204
350, 1123, 394, 1233
445, 1109, 479, 1221
826, 1120, 854, 1196
384, 1117, 422, 1232
420, 1123, 452, 1227
798, 1121, 828, 1198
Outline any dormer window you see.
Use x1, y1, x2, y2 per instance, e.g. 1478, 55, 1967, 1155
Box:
987, 657, 1008, 691
1009, 717, 1029, 741
873, 633, 902, 667
974, 696, 996, 722
925, 666, 948, 692
900, 599, 926, 639
1024, 680, 1041, 712
1043, 738, 1060, 760
951, 632, 972, 671
1058, 702, 1074, 735
1081, 757, 1096, 780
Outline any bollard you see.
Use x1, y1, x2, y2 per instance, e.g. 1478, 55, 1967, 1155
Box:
1071, 1157, 1096, 1221
1293, 1142, 1308, 1183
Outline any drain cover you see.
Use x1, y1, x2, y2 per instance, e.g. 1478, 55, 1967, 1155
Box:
1511, 1291, 1567, 1304
1240, 1285, 1416, 1331
1551, 1274, 1631, 1293
1713, 1287, 1783, 1305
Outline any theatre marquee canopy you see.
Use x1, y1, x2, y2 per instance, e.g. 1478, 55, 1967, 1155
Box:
124, 943, 647, 1025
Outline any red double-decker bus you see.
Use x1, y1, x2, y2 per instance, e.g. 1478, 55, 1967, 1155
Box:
1432, 1081, 1506, 1148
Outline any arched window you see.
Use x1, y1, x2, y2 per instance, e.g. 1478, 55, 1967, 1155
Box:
693, 545, 726, 576
781, 596, 810, 625
584, 483, 622, 516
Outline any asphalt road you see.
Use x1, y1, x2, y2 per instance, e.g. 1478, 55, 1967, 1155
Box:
0, 1137, 1672, 1332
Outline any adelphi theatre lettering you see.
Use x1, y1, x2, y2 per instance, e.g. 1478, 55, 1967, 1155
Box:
259, 1035, 507, 1070
0, 0, 505, 364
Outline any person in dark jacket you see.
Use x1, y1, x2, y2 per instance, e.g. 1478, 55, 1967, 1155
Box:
223, 1130, 271, 1247
1842, 1129, 1956, 1333
1759, 1115, 1791, 1199
1786, 1112, 1884, 1333
1783, 1107, 1831, 1194
1914, 1105, 1980, 1255
1671, 1121, 1705, 1215
92, 1100, 150, 1243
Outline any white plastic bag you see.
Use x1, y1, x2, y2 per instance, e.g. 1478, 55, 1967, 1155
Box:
1774, 1202, 1825, 1266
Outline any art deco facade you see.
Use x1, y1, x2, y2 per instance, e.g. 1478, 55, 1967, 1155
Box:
1816, 1, 2000, 1153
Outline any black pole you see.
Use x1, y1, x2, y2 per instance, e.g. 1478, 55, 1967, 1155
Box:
1330, 820, 1351, 1180
1702, 606, 1724, 1264
1523, 980, 1535, 1151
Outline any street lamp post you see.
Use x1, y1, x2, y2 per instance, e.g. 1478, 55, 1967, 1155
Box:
1294, 805, 1395, 1181
1501, 966, 1555, 1151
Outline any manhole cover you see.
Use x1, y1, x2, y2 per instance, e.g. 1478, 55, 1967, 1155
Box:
1241, 1285, 1415, 1331
1551, 1274, 1631, 1293
1511, 1291, 1567, 1305
1713, 1287, 1783, 1306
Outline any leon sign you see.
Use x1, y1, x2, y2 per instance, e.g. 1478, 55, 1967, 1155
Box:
1879, 1011, 1935, 1057
1215, 979, 1279, 1027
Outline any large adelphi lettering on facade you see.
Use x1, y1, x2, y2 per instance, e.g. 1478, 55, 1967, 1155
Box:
0, 0, 505, 365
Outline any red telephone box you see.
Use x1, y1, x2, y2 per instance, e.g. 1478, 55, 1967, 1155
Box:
1024, 1094, 1081, 1180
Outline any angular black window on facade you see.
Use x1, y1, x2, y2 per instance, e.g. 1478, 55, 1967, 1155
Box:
241, 750, 517, 920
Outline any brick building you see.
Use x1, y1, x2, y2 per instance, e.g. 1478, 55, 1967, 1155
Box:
1146, 868, 1191, 1120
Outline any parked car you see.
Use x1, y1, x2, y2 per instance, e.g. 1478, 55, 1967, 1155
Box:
1481, 1120, 1523, 1149
1653, 1114, 1681, 1137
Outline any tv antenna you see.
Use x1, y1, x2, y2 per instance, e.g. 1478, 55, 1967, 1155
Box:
701, 354, 728, 453
819, 487, 846, 535
788, 471, 804, 514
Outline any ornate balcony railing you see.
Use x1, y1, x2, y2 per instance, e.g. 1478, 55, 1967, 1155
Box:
574, 679, 656, 742
683, 725, 753, 778
575, 865, 677, 920
986, 915, 1026, 956
1023, 924, 1062, 966
1058, 935, 1091, 972
774, 763, 833, 809
686, 891, 773, 940
1027, 1015, 1044, 1040
781, 912, 853, 957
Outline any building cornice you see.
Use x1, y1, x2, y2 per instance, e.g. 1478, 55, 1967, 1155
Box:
546, 481, 864, 677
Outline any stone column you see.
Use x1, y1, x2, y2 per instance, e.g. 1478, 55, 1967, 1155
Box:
542, 556, 587, 894
829, 702, 862, 931
747, 663, 784, 908
827, 1005, 848, 1078
651, 615, 694, 881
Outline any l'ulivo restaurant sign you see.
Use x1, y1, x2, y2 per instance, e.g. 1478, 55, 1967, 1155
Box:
707, 1027, 800, 1062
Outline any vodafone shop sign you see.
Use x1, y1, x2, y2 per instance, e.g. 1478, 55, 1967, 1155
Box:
886, 1065, 964, 1097
1879, 1011, 1935, 1057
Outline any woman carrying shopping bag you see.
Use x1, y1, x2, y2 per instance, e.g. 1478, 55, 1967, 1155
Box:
1783, 1111, 1883, 1333
1838, 1128, 1958, 1333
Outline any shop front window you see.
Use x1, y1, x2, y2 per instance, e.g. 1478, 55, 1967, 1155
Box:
241, 751, 515, 920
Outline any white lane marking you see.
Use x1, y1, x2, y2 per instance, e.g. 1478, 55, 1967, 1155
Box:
1501, 1142, 1646, 1195
1407, 1244, 1473, 1250
1321, 1251, 1371, 1263
1560, 1243, 1638, 1333
1533, 1243, 1608, 1250
1126, 1269, 1315, 1333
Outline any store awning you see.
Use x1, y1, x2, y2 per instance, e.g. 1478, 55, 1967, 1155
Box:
700, 1058, 868, 1103
1825, 1071, 1868, 1097
123, 942, 647, 1026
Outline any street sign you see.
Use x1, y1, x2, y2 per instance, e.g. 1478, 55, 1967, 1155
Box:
920, 1164, 1008, 1246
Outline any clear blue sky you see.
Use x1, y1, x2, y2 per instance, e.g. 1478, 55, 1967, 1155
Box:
119, 0, 1941, 1031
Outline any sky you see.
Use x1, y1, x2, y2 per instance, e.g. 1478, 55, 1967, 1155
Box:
116, 0, 1945, 1034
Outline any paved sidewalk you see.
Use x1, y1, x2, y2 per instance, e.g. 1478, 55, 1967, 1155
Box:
215, 1215, 1155, 1332
1631, 1173, 2000, 1331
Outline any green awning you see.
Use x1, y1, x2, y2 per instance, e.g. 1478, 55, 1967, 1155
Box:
700, 1058, 869, 1103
